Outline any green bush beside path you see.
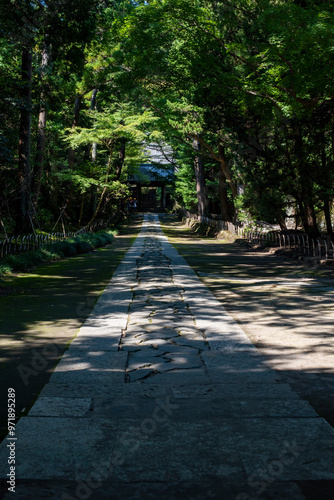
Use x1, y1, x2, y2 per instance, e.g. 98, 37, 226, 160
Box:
0, 230, 116, 275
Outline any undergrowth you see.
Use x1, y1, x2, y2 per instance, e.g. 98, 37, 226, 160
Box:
0, 229, 117, 276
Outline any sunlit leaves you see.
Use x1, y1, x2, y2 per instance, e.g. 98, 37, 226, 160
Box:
64, 106, 158, 149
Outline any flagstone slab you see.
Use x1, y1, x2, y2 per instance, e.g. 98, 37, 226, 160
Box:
66, 336, 120, 351
49, 368, 125, 385
0, 417, 118, 480
127, 368, 154, 382
141, 369, 211, 385
39, 381, 125, 399
29, 396, 93, 417
55, 350, 127, 372
232, 417, 334, 480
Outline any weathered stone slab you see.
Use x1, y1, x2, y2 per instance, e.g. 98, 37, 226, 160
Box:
49, 370, 125, 384
49, 351, 127, 384
233, 417, 334, 480
29, 397, 93, 417
55, 351, 128, 372
170, 382, 299, 400
172, 336, 207, 349
231, 399, 318, 418
39, 381, 125, 399
141, 369, 211, 385
0, 417, 118, 479
202, 351, 279, 383
126, 356, 164, 372
127, 368, 154, 382
66, 336, 121, 351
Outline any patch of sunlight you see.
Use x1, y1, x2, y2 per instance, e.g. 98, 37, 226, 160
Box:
198, 272, 334, 290
20, 273, 71, 279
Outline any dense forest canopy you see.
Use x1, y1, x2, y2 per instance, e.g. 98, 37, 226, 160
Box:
0, 0, 333, 237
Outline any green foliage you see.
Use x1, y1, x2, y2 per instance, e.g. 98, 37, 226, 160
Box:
49, 241, 77, 258
36, 208, 54, 229
0, 231, 115, 275
175, 162, 197, 211
1, 0, 333, 235
55, 170, 100, 195
63, 106, 157, 150
0, 263, 13, 275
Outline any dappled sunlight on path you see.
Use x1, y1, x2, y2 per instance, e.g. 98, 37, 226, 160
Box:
0, 214, 333, 499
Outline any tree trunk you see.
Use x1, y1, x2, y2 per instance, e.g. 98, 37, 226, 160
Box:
84, 88, 98, 162
217, 144, 237, 221
90, 88, 98, 110
78, 194, 85, 226
293, 128, 319, 237
87, 146, 113, 226
91, 90, 98, 163
193, 137, 208, 217
88, 89, 98, 220
32, 40, 49, 208
114, 137, 126, 180
318, 129, 333, 236
295, 194, 319, 237
323, 195, 333, 237
67, 96, 81, 169
16, 45, 33, 234
218, 170, 232, 222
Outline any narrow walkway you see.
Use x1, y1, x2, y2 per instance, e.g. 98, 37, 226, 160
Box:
1, 214, 334, 499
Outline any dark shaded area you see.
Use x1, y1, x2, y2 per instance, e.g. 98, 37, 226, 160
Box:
297, 480, 334, 500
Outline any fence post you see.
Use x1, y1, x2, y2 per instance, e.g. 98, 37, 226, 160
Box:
312, 239, 316, 257
286, 235, 290, 249
292, 235, 296, 249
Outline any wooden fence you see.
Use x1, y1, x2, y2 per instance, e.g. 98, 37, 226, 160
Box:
243, 230, 334, 260
0, 218, 108, 259
183, 211, 334, 260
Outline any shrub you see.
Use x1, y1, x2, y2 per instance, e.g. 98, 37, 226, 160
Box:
49, 241, 77, 257
0, 263, 12, 275
0, 230, 115, 276
38, 248, 61, 261
5, 254, 31, 272
71, 240, 92, 254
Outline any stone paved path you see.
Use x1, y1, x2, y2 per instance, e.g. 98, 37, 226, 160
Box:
1, 214, 334, 499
